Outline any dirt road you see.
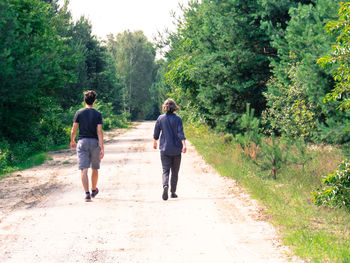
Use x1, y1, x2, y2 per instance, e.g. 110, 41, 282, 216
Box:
0, 122, 300, 263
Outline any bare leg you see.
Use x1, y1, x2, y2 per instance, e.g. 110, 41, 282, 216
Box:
91, 169, 98, 191
81, 168, 89, 192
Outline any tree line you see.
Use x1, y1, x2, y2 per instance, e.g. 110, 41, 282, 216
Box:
158, 0, 349, 146
1, 0, 349, 177
0, 0, 159, 172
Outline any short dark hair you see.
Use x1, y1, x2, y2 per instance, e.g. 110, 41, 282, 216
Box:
162, 99, 180, 113
84, 90, 97, 105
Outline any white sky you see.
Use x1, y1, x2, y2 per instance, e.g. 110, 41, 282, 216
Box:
63, 0, 189, 41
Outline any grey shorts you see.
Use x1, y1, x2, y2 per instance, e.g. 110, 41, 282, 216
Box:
77, 138, 101, 170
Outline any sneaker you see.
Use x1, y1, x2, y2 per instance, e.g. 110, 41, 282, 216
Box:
171, 193, 178, 198
85, 193, 92, 202
162, 186, 168, 201
91, 188, 99, 198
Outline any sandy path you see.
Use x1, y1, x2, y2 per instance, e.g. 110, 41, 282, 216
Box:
0, 121, 301, 263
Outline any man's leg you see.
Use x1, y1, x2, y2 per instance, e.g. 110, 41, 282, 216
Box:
90, 139, 101, 197
160, 153, 172, 200
160, 153, 172, 187
170, 154, 182, 195
77, 139, 93, 201
77, 139, 90, 192
81, 168, 89, 192
91, 169, 98, 191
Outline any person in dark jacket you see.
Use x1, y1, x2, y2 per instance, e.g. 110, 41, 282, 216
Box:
153, 99, 186, 200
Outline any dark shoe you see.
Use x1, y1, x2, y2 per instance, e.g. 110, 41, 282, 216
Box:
91, 188, 99, 198
85, 193, 92, 202
171, 193, 178, 198
162, 186, 168, 201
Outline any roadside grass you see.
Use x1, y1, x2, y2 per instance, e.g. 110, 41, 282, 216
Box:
0, 152, 52, 179
0, 143, 71, 179
14, 152, 53, 170
185, 123, 350, 262
48, 144, 69, 151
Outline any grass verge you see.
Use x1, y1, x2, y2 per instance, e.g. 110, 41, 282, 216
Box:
185, 123, 350, 263
0, 152, 53, 179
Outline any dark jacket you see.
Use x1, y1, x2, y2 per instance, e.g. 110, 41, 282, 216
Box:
153, 113, 186, 156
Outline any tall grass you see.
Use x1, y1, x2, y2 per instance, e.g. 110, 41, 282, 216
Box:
185, 123, 350, 262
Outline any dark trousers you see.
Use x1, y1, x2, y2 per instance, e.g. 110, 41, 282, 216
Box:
161, 153, 182, 193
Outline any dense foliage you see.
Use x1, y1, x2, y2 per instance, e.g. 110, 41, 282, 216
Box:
160, 0, 349, 145
0, 0, 159, 174
314, 1, 350, 210
265, 0, 348, 144
0, 0, 70, 142
164, 0, 273, 132
313, 160, 350, 209
318, 2, 350, 111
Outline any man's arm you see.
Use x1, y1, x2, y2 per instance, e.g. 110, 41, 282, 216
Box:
153, 118, 161, 149
70, 122, 79, 148
97, 124, 104, 160
177, 118, 186, 141
177, 118, 186, 153
182, 140, 187, 153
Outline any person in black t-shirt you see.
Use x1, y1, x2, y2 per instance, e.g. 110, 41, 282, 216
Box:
70, 90, 104, 202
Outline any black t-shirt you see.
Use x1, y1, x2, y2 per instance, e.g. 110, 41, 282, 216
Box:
73, 108, 103, 140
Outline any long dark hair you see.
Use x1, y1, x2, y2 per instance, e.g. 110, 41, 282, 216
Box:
162, 99, 180, 113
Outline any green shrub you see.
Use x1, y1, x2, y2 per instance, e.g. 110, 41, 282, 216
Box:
290, 138, 313, 173
67, 100, 129, 131
38, 101, 70, 149
223, 133, 234, 144
256, 136, 290, 180
94, 101, 129, 130
262, 65, 316, 141
236, 104, 262, 159
237, 104, 262, 144
313, 160, 350, 209
0, 141, 10, 174
317, 113, 350, 145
